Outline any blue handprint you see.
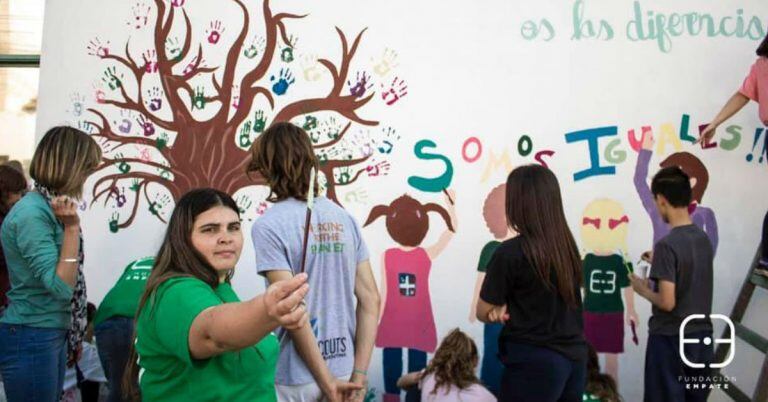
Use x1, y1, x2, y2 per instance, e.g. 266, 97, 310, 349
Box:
270, 68, 295, 96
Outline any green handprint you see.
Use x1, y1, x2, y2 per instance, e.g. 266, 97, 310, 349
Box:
156, 132, 169, 150
130, 178, 141, 192
102, 66, 123, 90
239, 121, 253, 148
149, 194, 171, 217
253, 110, 267, 133
235, 194, 253, 215
108, 212, 120, 233
338, 167, 352, 184
115, 153, 131, 174
318, 152, 329, 165
192, 87, 206, 110
165, 37, 182, 62
302, 115, 318, 131
281, 47, 294, 63
309, 131, 321, 144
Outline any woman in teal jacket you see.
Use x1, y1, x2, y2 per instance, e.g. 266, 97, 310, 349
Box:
0, 126, 101, 402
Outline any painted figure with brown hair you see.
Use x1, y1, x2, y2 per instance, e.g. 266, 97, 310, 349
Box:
468, 183, 514, 396
364, 191, 457, 402
476, 164, 587, 402
396, 328, 496, 402
0, 126, 101, 402
634, 133, 718, 260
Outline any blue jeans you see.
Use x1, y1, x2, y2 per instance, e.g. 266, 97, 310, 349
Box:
644, 331, 713, 402
480, 322, 503, 396
94, 317, 134, 402
382, 347, 427, 401
0, 323, 67, 402
499, 342, 586, 402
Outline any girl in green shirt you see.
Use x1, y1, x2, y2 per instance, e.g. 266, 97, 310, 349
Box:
124, 188, 311, 402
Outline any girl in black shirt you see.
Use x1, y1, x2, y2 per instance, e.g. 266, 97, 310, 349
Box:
476, 164, 587, 402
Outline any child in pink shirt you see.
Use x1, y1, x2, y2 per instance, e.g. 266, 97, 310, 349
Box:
397, 329, 496, 402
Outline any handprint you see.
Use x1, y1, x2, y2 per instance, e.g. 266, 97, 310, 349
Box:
156, 132, 169, 150
309, 131, 321, 144
243, 35, 266, 59
138, 146, 152, 162
130, 178, 141, 192
77, 120, 93, 134
87, 37, 110, 58
348, 71, 373, 98
381, 77, 408, 106
110, 186, 127, 207
115, 153, 131, 174
108, 212, 120, 233
115, 110, 134, 134
256, 201, 269, 216
126, 2, 151, 30
302, 115, 318, 131
270, 68, 295, 96
337, 167, 352, 184
165, 37, 182, 61
158, 164, 172, 180
206, 20, 225, 45
321, 117, 341, 140
343, 188, 369, 205
366, 161, 391, 177
253, 110, 267, 133
192, 87, 206, 110
183, 56, 204, 77
171, 0, 185, 7
102, 67, 123, 91
145, 87, 163, 111
377, 127, 400, 154
239, 121, 253, 148
280, 35, 298, 63
142, 50, 158, 73
300, 54, 322, 81
68, 92, 85, 117
148, 194, 171, 217
372, 48, 399, 77
137, 115, 156, 136
235, 195, 253, 215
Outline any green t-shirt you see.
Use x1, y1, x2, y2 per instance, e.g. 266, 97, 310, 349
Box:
135, 277, 279, 402
94, 257, 154, 326
582, 253, 632, 313
477, 241, 501, 272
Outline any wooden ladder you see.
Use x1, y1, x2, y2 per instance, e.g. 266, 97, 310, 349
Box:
714, 248, 768, 401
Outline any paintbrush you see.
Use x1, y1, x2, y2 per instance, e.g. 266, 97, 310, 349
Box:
299, 167, 316, 274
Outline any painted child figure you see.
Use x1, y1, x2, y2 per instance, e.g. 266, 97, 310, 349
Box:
580, 199, 638, 384
469, 183, 512, 396
364, 191, 457, 402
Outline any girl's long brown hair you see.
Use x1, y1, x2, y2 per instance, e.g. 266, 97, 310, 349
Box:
421, 328, 480, 395
123, 188, 240, 401
505, 165, 582, 308
586, 343, 622, 402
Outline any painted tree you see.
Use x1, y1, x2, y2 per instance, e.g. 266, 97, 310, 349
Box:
84, 0, 404, 230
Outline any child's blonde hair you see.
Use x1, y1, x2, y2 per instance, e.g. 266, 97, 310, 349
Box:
422, 328, 480, 395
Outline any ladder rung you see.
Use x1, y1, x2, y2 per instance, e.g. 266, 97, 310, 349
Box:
721, 382, 753, 402
751, 273, 768, 290
734, 322, 768, 354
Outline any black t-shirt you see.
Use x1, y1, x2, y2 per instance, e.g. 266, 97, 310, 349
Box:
649, 224, 714, 336
479, 237, 587, 361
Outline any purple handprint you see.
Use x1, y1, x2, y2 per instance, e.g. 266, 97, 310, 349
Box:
270, 68, 295, 96
126, 2, 150, 30
348, 71, 373, 98
145, 87, 163, 111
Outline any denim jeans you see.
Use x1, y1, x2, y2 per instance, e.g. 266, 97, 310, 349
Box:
0, 323, 67, 402
94, 317, 134, 402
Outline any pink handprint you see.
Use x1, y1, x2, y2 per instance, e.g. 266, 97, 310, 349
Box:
137, 115, 156, 137
142, 50, 158, 73
171, 0, 185, 6
381, 77, 408, 106
183, 56, 204, 78
232, 85, 240, 109
348, 71, 373, 98
206, 20, 225, 45
87, 38, 110, 58
127, 2, 151, 30
366, 161, 391, 177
